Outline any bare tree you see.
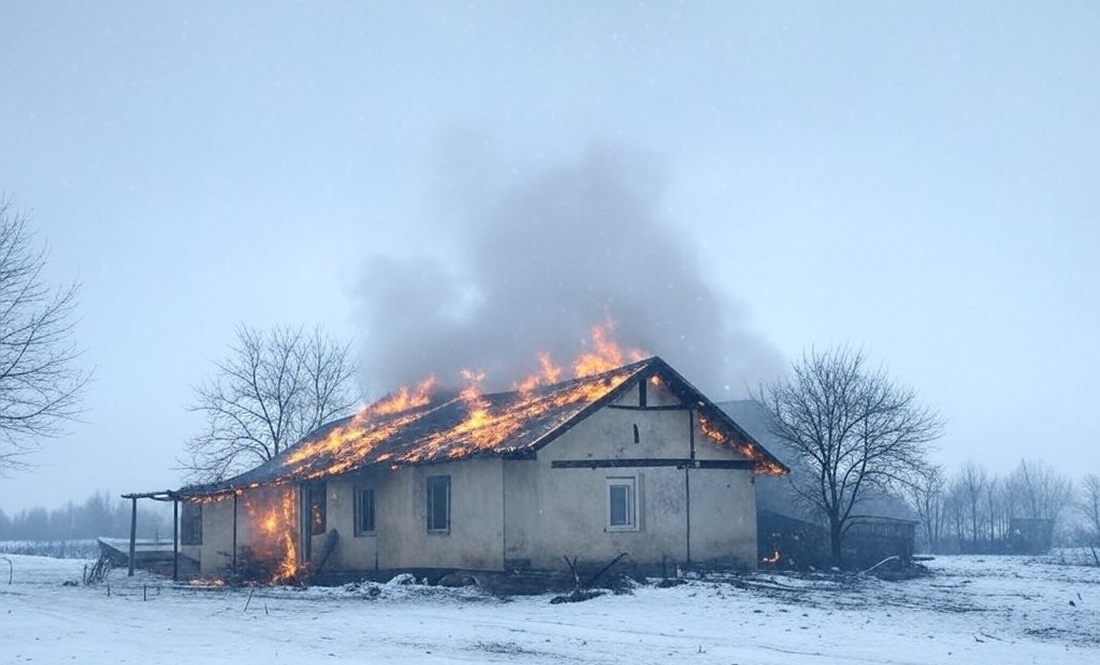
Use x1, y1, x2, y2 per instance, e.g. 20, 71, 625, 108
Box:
181, 325, 359, 481
983, 476, 1003, 543
757, 347, 944, 566
955, 461, 988, 548
943, 481, 966, 552
1007, 458, 1074, 525
995, 474, 1019, 543
0, 200, 89, 475
905, 464, 947, 553
1079, 474, 1100, 564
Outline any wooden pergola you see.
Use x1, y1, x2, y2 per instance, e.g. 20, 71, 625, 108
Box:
119, 490, 180, 580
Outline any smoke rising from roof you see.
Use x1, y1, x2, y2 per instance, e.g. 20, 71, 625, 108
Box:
357, 144, 781, 398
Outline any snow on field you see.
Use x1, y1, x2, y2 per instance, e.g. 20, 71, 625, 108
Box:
1, 554, 1098, 664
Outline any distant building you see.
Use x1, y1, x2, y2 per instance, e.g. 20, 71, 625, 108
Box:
1008, 517, 1054, 555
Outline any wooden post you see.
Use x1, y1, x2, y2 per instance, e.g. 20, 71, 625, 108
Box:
172, 499, 179, 581
127, 497, 137, 577
232, 492, 238, 568
685, 467, 691, 564
685, 409, 694, 565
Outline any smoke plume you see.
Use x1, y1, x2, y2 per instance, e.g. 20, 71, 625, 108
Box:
356, 143, 781, 398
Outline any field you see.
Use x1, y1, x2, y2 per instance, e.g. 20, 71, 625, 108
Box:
1, 553, 1098, 664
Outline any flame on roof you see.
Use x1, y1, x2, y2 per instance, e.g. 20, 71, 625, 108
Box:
178, 356, 787, 499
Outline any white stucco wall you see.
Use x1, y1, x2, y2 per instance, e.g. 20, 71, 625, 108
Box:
322, 457, 505, 573
194, 497, 235, 575
502, 385, 758, 571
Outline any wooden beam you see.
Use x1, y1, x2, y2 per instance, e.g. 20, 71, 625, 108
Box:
685, 466, 691, 564
551, 458, 753, 470
606, 404, 690, 411
121, 490, 175, 501
232, 493, 238, 569
172, 499, 179, 582
127, 497, 137, 577
687, 409, 693, 564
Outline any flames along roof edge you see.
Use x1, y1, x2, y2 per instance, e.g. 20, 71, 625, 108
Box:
176, 356, 789, 499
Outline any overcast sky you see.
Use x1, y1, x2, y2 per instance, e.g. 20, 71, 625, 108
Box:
1, 2, 1097, 512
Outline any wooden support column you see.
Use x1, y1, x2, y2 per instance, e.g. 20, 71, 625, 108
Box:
172, 499, 179, 581
685, 467, 691, 564
127, 497, 137, 577
232, 492, 239, 568
686, 409, 695, 564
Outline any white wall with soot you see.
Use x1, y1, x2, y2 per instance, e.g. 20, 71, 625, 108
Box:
322, 457, 505, 573
503, 379, 758, 572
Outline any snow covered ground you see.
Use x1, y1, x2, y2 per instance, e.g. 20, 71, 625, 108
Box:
1, 553, 1097, 664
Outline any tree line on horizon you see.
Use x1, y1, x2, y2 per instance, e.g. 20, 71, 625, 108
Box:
906, 459, 1100, 556
0, 490, 170, 543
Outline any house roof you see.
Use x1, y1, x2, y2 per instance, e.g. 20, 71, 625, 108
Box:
177, 356, 787, 499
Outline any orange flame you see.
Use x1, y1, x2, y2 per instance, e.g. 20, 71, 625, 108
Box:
697, 414, 785, 476
540, 353, 563, 384
762, 549, 781, 564
252, 321, 655, 487
453, 368, 491, 445
573, 319, 645, 378
242, 486, 299, 583
189, 493, 233, 505
374, 376, 436, 416
516, 353, 564, 394
458, 369, 486, 404
271, 489, 299, 583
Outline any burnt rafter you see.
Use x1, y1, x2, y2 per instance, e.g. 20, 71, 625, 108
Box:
176, 356, 787, 499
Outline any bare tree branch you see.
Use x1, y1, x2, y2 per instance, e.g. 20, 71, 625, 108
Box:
903, 463, 946, 553
1079, 474, 1100, 552
1006, 458, 1074, 524
180, 324, 359, 482
0, 199, 90, 475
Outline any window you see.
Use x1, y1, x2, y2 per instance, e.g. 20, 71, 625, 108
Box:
307, 483, 327, 535
180, 502, 202, 545
354, 487, 375, 536
426, 475, 450, 532
607, 477, 637, 531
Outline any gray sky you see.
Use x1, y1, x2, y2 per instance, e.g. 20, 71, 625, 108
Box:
1, 2, 1097, 511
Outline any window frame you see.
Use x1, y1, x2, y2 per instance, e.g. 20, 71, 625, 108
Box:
180, 501, 202, 545
426, 475, 451, 533
353, 486, 376, 537
307, 482, 327, 536
606, 476, 638, 532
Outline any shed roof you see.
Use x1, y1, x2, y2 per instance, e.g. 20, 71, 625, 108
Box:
177, 356, 786, 499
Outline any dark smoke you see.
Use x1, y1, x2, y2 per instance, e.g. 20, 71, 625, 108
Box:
357, 144, 781, 398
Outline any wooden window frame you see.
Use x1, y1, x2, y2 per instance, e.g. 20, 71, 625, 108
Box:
354, 486, 376, 537
426, 475, 451, 533
606, 476, 638, 531
180, 502, 202, 545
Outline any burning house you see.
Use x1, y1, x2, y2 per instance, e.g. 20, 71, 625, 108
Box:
169, 355, 786, 582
